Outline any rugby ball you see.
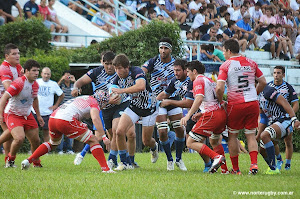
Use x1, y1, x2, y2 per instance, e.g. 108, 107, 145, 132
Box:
109, 85, 122, 105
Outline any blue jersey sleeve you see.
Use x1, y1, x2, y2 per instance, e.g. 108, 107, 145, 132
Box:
164, 77, 176, 95
185, 80, 194, 100
286, 82, 299, 103
131, 67, 146, 82
142, 57, 156, 73
86, 66, 103, 83
263, 85, 280, 102
112, 75, 120, 85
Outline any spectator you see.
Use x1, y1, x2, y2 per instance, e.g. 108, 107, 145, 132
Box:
249, 2, 263, 32
91, 5, 110, 33
275, 24, 295, 60
270, 0, 280, 15
86, 0, 102, 21
121, 15, 134, 32
56, 70, 76, 155
0, 0, 23, 23
188, 0, 203, 21
258, 24, 282, 59
191, 6, 207, 32
231, 3, 249, 22
201, 26, 217, 41
148, 8, 157, 20
184, 31, 197, 60
295, 34, 300, 61
154, 0, 172, 22
286, 10, 297, 44
207, 20, 229, 40
278, 0, 290, 9
258, 0, 270, 8
68, 0, 85, 15
23, 0, 39, 19
224, 20, 247, 52
232, 0, 244, 10
34, 67, 65, 142
219, 12, 230, 30
0, 13, 4, 26
199, 44, 215, 74
206, 3, 217, 24
165, 0, 187, 24
275, 8, 293, 42
208, 43, 226, 62
174, 0, 189, 19
38, 0, 55, 32
48, 0, 69, 42
290, 0, 300, 11
258, 6, 276, 35
236, 13, 259, 50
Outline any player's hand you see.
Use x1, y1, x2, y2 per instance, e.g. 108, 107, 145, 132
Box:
37, 116, 45, 127
108, 94, 122, 104
71, 88, 81, 97
160, 99, 171, 107
191, 112, 202, 122
180, 116, 189, 127
255, 134, 260, 142
48, 105, 58, 111
294, 120, 300, 130
103, 139, 111, 151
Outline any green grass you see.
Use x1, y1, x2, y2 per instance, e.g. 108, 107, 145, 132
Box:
0, 152, 299, 198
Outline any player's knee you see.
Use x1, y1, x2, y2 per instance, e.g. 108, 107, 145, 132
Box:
156, 121, 168, 131
14, 136, 25, 145
126, 130, 136, 140
261, 131, 271, 143
142, 138, 151, 146
49, 137, 62, 146
115, 128, 125, 137
171, 120, 181, 129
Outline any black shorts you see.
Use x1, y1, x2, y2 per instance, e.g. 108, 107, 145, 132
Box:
186, 118, 196, 134
129, 104, 157, 117
262, 42, 279, 52
33, 114, 50, 130
102, 101, 130, 130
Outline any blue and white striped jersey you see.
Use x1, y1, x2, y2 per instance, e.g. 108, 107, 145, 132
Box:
86, 65, 117, 109
113, 66, 157, 110
268, 80, 298, 104
142, 55, 175, 96
164, 76, 194, 100
259, 85, 289, 125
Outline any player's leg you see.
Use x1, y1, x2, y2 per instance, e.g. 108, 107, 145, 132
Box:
41, 115, 50, 142
115, 111, 134, 170
283, 133, 293, 170
6, 126, 25, 168
274, 142, 283, 170
157, 109, 173, 168
169, 112, 186, 171
210, 134, 229, 173
25, 127, 42, 167
126, 125, 138, 167
0, 123, 13, 163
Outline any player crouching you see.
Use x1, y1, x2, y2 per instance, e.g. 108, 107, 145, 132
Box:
180, 61, 228, 174
21, 90, 114, 173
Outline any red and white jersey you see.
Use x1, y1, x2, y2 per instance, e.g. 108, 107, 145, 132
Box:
51, 95, 100, 122
0, 61, 23, 98
218, 56, 264, 105
193, 75, 220, 113
5, 76, 39, 116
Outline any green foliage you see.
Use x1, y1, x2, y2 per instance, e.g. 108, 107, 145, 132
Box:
0, 18, 51, 56
20, 49, 69, 82
70, 20, 183, 65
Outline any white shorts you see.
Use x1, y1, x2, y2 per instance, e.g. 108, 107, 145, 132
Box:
124, 107, 158, 127
158, 106, 182, 116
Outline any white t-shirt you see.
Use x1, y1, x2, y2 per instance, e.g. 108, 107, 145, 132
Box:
249, 7, 263, 21
290, 0, 300, 11
35, 78, 63, 116
294, 35, 300, 54
258, 30, 274, 48
188, 1, 202, 19
207, 28, 224, 34
48, 7, 57, 22
231, 10, 249, 21
191, 13, 205, 29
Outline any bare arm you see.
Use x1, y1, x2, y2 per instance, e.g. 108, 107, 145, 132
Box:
15, 3, 23, 18
216, 80, 225, 103
32, 97, 45, 127
156, 91, 170, 101
112, 79, 146, 94
49, 93, 65, 111
141, 67, 148, 74
71, 74, 92, 97
161, 98, 194, 108
180, 95, 203, 126
291, 101, 299, 114
256, 76, 267, 95
90, 108, 106, 136
0, 93, 11, 124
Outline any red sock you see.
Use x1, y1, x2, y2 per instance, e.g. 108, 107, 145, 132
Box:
199, 145, 219, 159
28, 142, 52, 163
4, 156, 8, 162
8, 153, 16, 161
90, 144, 109, 171
230, 155, 239, 171
249, 151, 258, 165
213, 144, 228, 172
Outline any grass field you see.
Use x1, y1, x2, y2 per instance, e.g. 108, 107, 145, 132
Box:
0, 152, 299, 198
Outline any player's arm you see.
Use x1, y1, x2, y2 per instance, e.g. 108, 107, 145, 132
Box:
156, 91, 170, 101
256, 76, 267, 95
112, 79, 146, 94
2, 81, 12, 90
276, 95, 300, 129
216, 80, 225, 103
32, 97, 45, 127
90, 108, 105, 136
256, 109, 267, 141
0, 92, 11, 124
71, 74, 92, 97
291, 101, 299, 114
161, 98, 194, 108
141, 67, 148, 74
15, 2, 23, 18
180, 95, 203, 126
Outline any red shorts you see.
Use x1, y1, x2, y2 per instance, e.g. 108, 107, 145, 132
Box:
191, 108, 227, 137
48, 118, 89, 139
4, 113, 38, 131
227, 101, 259, 130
